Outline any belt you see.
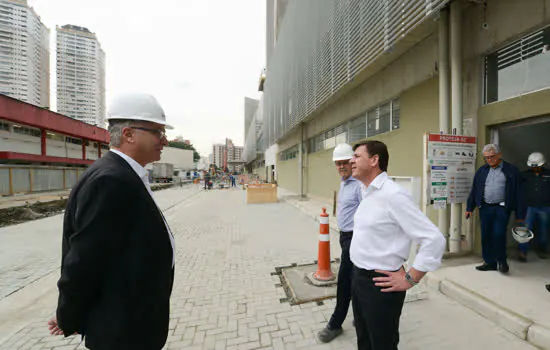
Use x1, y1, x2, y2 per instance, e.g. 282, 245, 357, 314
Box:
482, 201, 502, 207
354, 266, 402, 277
340, 231, 353, 235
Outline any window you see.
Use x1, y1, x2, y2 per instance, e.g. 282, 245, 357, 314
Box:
349, 114, 367, 142
367, 99, 400, 137
46, 132, 65, 141
0, 120, 9, 131
391, 98, 400, 130
308, 123, 347, 154
485, 26, 550, 103
13, 124, 40, 137
279, 145, 299, 161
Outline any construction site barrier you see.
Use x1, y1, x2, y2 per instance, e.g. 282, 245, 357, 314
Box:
246, 183, 278, 204
0, 165, 86, 196
313, 207, 334, 281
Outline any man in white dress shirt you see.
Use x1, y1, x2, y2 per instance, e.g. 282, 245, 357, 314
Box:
349, 140, 446, 350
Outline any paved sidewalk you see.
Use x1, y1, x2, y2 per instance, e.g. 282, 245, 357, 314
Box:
0, 187, 537, 349
279, 186, 550, 349
0, 185, 201, 301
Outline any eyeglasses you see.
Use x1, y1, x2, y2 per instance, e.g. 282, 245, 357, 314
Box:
335, 160, 350, 167
131, 126, 167, 139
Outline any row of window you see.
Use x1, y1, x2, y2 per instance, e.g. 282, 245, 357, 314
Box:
279, 145, 300, 161
13, 125, 41, 137
308, 98, 400, 155
3, 124, 107, 149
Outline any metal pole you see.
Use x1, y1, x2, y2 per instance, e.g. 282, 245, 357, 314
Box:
438, 7, 450, 244
449, 0, 463, 253
298, 124, 304, 197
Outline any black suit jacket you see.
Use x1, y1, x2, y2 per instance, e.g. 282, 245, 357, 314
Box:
56, 151, 174, 350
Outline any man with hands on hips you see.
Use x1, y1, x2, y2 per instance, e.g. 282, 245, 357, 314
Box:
349, 140, 446, 350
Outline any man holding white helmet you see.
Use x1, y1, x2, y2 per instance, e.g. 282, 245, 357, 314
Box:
318, 143, 363, 343
518, 152, 550, 262
48, 93, 175, 349
466, 144, 525, 274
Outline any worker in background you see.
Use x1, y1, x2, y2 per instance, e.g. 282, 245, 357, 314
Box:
48, 93, 175, 350
349, 140, 445, 350
317, 143, 363, 343
518, 152, 550, 262
466, 144, 525, 274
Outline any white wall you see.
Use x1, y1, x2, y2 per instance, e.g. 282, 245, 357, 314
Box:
157, 147, 194, 170
0, 130, 41, 154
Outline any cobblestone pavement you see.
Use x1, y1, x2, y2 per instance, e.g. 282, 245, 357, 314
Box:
0, 185, 201, 300
0, 188, 537, 349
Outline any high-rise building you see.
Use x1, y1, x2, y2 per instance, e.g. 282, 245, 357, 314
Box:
0, 0, 50, 107
56, 24, 105, 126
212, 143, 224, 169
211, 138, 244, 172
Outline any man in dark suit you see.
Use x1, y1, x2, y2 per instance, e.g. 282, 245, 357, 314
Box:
47, 93, 175, 350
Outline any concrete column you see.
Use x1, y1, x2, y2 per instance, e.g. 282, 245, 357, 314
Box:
438, 7, 450, 243
449, 0, 463, 253
298, 124, 304, 197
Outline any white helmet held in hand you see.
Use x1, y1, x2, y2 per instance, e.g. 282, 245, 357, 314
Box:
107, 92, 173, 129
333, 143, 354, 161
527, 152, 545, 167
512, 227, 534, 244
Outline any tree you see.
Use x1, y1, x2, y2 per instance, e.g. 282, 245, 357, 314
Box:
168, 141, 201, 162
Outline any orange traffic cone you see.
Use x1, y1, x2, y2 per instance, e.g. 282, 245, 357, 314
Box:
313, 207, 334, 281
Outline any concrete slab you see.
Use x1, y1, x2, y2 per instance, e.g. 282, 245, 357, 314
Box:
429, 257, 550, 349
432, 258, 550, 329
280, 263, 338, 305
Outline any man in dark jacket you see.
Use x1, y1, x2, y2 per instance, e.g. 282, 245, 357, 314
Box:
466, 144, 525, 274
47, 93, 175, 350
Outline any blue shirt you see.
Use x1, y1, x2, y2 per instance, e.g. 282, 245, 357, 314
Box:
337, 176, 363, 232
484, 163, 506, 204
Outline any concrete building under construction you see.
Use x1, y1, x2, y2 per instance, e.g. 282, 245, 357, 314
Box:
244, 0, 550, 256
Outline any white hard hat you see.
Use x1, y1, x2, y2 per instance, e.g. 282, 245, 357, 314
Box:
333, 143, 354, 161
511, 226, 534, 244
527, 152, 545, 167
107, 93, 173, 129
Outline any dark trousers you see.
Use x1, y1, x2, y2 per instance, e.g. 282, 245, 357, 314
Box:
480, 204, 510, 265
328, 232, 353, 329
352, 266, 406, 350
519, 206, 550, 254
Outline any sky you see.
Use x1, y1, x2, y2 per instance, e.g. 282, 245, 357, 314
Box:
28, 0, 266, 157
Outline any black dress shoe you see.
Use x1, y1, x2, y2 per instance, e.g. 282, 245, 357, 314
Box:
499, 262, 509, 274
476, 263, 497, 271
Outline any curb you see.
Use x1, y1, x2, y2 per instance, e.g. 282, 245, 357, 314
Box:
428, 275, 550, 349
279, 196, 339, 233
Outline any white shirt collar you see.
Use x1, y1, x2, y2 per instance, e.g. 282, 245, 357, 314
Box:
368, 171, 388, 190
110, 149, 148, 180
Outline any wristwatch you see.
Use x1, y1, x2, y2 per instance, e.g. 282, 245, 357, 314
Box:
405, 271, 418, 286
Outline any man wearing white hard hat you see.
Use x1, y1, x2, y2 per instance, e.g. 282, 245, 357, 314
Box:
48, 93, 175, 350
518, 152, 550, 262
318, 143, 363, 343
